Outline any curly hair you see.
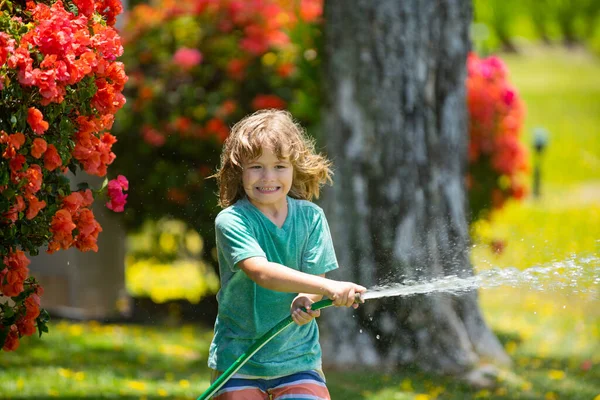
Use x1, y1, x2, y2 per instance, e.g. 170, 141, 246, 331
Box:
214, 109, 333, 208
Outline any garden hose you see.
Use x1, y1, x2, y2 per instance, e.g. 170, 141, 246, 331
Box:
197, 294, 362, 400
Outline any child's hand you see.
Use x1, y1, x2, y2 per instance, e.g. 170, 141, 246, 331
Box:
291, 295, 320, 326
327, 281, 367, 308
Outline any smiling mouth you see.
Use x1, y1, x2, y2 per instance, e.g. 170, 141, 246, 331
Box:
256, 186, 280, 193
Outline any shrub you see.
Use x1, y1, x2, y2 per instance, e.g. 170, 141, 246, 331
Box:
1, 0, 127, 351
466, 52, 528, 221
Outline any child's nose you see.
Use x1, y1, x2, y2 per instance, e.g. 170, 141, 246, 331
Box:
261, 168, 275, 180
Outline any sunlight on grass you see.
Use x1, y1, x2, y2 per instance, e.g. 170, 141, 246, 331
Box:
0, 322, 213, 399
502, 47, 600, 185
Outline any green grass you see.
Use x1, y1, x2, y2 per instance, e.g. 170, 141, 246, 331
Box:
1, 47, 599, 399
501, 46, 600, 185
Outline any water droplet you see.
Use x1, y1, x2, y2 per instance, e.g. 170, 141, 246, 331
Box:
359, 329, 363, 334
376, 334, 380, 340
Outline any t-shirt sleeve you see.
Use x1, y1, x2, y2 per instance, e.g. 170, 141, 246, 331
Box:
215, 211, 266, 272
301, 208, 339, 275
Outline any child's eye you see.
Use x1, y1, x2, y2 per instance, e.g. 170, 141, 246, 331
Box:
275, 165, 287, 169
248, 165, 261, 169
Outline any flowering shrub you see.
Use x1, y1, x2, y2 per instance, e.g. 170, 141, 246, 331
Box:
113, 0, 322, 268
466, 52, 528, 221
1, 0, 127, 351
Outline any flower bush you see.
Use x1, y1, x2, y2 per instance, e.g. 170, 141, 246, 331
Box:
466, 52, 528, 221
113, 0, 322, 271
1, 0, 127, 351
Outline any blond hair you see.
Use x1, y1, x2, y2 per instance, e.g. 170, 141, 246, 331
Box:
214, 109, 333, 208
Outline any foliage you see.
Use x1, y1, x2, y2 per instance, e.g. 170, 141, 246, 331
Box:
112, 0, 323, 266
125, 219, 219, 303
466, 53, 528, 221
0, 0, 127, 351
473, 0, 600, 53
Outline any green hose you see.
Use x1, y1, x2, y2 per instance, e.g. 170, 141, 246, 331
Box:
197, 298, 335, 400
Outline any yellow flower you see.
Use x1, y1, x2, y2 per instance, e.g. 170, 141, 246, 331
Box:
74, 371, 85, 381
261, 53, 277, 67
128, 380, 147, 391
545, 392, 558, 400
158, 388, 168, 397
548, 369, 566, 380
474, 389, 491, 398
58, 368, 73, 378
414, 394, 431, 400
179, 379, 190, 388
401, 378, 414, 391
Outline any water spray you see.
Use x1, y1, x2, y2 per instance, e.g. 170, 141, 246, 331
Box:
197, 256, 598, 399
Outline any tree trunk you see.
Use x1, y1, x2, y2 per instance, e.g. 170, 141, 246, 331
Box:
320, 0, 510, 378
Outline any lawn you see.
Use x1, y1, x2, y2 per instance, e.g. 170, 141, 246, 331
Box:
1, 47, 599, 400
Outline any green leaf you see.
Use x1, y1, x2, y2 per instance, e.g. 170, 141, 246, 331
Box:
2, 188, 15, 199
99, 177, 108, 191
3, 306, 14, 319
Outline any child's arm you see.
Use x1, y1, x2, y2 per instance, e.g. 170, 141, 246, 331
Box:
238, 257, 365, 307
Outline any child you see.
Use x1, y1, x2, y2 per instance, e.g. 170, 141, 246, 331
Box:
208, 109, 366, 399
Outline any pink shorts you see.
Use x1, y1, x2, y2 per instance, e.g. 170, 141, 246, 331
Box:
211, 370, 331, 400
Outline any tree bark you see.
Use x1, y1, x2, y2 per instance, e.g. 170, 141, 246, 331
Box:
320, 0, 510, 377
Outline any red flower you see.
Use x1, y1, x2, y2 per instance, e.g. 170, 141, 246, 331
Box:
17, 317, 37, 336
74, 0, 95, 17
205, 118, 230, 143
1, 250, 31, 297
141, 125, 165, 147
299, 0, 323, 23
62, 192, 85, 214
26, 195, 46, 220
251, 94, 286, 110
75, 208, 102, 251
31, 138, 48, 159
226, 58, 248, 80
0, 32, 16, 66
48, 209, 76, 252
2, 326, 19, 351
173, 47, 203, 70
106, 175, 128, 212
27, 107, 49, 135
21, 165, 42, 196
3, 195, 26, 223
44, 144, 63, 171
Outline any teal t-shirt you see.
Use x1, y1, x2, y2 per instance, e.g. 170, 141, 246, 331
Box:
207, 196, 339, 377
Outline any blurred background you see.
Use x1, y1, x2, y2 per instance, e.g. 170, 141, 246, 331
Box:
1, 0, 599, 399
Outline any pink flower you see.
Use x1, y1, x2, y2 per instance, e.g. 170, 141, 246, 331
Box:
106, 175, 128, 212
172, 48, 202, 70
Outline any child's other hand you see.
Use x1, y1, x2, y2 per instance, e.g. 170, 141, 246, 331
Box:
327, 281, 367, 308
291, 295, 320, 326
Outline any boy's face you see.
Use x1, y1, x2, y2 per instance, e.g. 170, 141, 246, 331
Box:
242, 146, 293, 212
